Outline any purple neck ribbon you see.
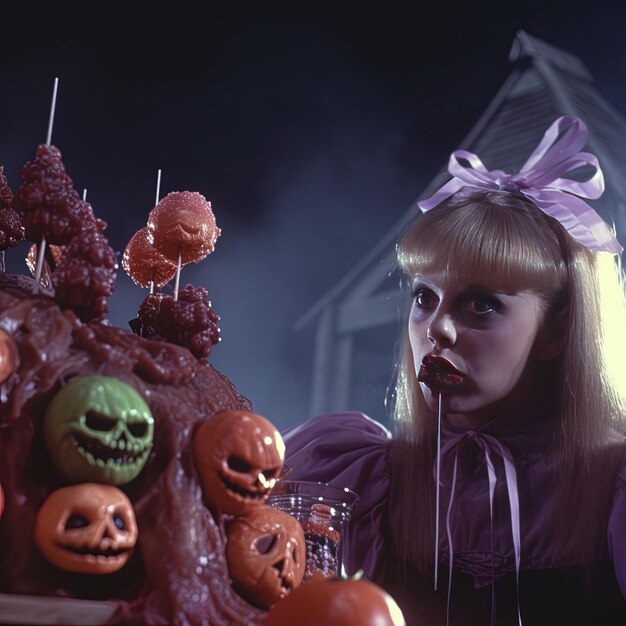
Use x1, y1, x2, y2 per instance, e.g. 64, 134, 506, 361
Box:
437, 430, 523, 626
418, 115, 622, 254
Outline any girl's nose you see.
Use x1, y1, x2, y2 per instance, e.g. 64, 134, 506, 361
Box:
427, 311, 457, 347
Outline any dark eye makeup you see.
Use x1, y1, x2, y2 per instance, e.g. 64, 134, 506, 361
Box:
412, 287, 437, 308
410, 281, 502, 316
465, 294, 501, 314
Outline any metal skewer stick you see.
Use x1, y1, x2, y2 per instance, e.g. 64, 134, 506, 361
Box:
149, 169, 162, 295
434, 390, 442, 591
34, 77, 59, 293
155, 169, 162, 206
45, 77, 59, 148
173, 249, 181, 301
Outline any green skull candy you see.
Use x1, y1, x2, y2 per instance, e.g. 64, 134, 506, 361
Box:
44, 376, 154, 485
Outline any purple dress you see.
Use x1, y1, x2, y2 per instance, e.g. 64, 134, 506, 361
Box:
283, 411, 626, 625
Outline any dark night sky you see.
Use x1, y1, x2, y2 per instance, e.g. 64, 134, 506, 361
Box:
1, 3, 626, 429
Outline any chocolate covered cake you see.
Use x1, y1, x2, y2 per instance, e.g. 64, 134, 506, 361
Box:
0, 144, 275, 625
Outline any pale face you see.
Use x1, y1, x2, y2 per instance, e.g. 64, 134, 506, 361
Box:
408, 274, 552, 428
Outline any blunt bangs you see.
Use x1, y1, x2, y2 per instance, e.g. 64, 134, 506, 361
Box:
398, 191, 568, 298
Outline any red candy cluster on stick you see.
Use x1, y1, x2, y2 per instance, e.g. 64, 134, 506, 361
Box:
9, 143, 118, 322
130, 284, 220, 358
0, 166, 24, 251
0, 167, 12, 209
52, 228, 117, 323
12, 144, 98, 244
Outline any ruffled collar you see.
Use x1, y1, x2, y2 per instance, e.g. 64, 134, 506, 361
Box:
442, 404, 555, 452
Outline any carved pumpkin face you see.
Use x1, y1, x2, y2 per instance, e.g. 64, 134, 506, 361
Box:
44, 376, 154, 485
0, 328, 18, 384
226, 506, 306, 610
193, 410, 285, 516
34, 483, 138, 574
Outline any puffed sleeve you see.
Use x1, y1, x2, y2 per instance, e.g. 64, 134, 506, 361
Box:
608, 456, 626, 599
282, 411, 391, 583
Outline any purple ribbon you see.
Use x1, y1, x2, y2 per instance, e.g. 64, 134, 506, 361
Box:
418, 116, 622, 254
437, 430, 523, 626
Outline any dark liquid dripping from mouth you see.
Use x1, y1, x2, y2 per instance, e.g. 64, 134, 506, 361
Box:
418, 357, 463, 392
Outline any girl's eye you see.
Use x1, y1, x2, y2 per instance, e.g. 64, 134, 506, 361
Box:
413, 288, 437, 308
466, 295, 499, 314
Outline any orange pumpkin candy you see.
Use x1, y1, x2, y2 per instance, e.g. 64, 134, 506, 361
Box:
226, 506, 306, 610
34, 483, 138, 574
193, 410, 285, 516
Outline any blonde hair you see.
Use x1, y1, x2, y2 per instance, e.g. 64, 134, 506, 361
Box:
388, 190, 626, 576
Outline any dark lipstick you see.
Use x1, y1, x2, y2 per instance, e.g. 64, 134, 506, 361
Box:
418, 354, 463, 392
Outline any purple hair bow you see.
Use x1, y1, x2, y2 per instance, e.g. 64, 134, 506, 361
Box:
418, 115, 622, 254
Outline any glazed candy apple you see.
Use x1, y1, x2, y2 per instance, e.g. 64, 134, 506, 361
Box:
147, 191, 220, 265
122, 226, 177, 289
263, 576, 406, 626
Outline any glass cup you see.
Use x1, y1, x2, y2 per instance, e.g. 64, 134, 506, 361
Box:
267, 479, 360, 579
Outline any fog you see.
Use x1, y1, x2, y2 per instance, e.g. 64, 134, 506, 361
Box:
2, 5, 626, 429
